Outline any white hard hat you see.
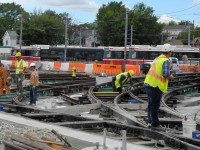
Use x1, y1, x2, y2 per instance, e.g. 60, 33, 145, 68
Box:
30, 63, 36, 67
162, 43, 173, 52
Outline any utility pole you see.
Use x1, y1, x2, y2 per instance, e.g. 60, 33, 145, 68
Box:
64, 14, 68, 62
124, 8, 128, 72
188, 26, 190, 47
19, 15, 23, 53
130, 25, 133, 46
161, 33, 163, 45
79, 28, 82, 47
93, 30, 95, 47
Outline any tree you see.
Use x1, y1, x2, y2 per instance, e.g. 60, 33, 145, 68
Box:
0, 2, 26, 45
129, 3, 163, 45
168, 21, 177, 26
96, 2, 163, 46
177, 27, 200, 45
96, 1, 126, 46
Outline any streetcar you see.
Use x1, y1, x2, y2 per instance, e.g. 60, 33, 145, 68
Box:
40, 46, 104, 61
10, 45, 41, 61
103, 45, 200, 65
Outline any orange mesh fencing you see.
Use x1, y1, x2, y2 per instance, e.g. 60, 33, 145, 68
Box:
69, 63, 86, 72
92, 64, 106, 75
179, 66, 188, 72
53, 61, 61, 70
105, 65, 121, 76
125, 65, 140, 76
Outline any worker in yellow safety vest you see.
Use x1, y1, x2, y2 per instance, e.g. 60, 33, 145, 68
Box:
112, 70, 134, 93
72, 66, 76, 81
29, 63, 39, 106
0, 61, 6, 96
144, 44, 175, 130
15, 52, 27, 94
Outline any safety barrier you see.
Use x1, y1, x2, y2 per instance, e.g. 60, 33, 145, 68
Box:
179, 66, 200, 72
92, 64, 106, 75
125, 65, 140, 76
10, 60, 16, 69
105, 65, 121, 76
53, 61, 61, 70
69, 63, 86, 72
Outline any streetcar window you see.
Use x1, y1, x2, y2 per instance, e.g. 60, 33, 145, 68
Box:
112, 51, 124, 59
171, 58, 177, 64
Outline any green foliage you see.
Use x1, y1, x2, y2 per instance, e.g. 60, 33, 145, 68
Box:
22, 10, 66, 45
96, 1, 126, 46
96, 2, 163, 46
0, 2, 26, 45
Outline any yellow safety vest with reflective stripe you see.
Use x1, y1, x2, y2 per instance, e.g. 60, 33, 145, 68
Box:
72, 67, 76, 77
115, 72, 129, 89
15, 59, 26, 74
144, 54, 169, 93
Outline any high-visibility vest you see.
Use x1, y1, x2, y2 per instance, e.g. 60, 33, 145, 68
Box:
15, 59, 26, 74
144, 54, 169, 93
72, 67, 76, 77
115, 72, 129, 89
30, 70, 39, 86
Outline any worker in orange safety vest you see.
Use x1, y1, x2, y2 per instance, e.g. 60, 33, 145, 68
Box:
0, 61, 6, 96
29, 63, 39, 106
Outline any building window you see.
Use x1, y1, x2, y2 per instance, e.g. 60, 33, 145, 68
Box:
6, 40, 8, 45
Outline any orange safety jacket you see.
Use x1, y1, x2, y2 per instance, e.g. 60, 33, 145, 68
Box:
30, 70, 39, 86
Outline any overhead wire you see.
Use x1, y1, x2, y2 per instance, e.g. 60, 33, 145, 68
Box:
157, 2, 200, 15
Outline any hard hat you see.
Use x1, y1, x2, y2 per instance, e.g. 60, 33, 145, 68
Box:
128, 70, 134, 77
30, 63, 36, 67
162, 44, 173, 52
15, 52, 21, 57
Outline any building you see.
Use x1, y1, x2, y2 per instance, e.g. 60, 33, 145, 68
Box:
81, 30, 99, 47
192, 37, 200, 48
162, 25, 189, 40
2, 30, 18, 47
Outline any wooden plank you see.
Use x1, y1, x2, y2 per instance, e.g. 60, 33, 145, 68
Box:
7, 132, 54, 150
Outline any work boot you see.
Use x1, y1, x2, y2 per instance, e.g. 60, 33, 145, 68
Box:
151, 125, 165, 131
147, 123, 151, 128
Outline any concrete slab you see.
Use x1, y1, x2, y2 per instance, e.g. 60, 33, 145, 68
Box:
0, 112, 153, 150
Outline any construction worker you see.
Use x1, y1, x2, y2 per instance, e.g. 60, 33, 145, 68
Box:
15, 52, 27, 94
144, 44, 175, 130
112, 70, 134, 93
29, 63, 39, 106
3, 62, 11, 95
72, 66, 76, 81
0, 61, 6, 96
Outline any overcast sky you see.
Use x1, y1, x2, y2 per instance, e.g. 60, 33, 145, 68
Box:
1, 0, 200, 25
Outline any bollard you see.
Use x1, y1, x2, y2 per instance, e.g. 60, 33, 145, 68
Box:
103, 128, 107, 150
121, 130, 127, 150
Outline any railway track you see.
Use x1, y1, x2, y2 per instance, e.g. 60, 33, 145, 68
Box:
2, 72, 200, 150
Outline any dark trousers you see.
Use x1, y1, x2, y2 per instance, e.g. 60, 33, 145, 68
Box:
112, 77, 122, 93
30, 86, 37, 105
15, 74, 23, 93
145, 86, 162, 127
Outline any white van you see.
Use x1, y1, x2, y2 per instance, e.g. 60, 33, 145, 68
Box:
169, 57, 180, 73
141, 57, 180, 74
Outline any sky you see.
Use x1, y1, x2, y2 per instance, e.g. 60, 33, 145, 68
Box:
1, 0, 200, 25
